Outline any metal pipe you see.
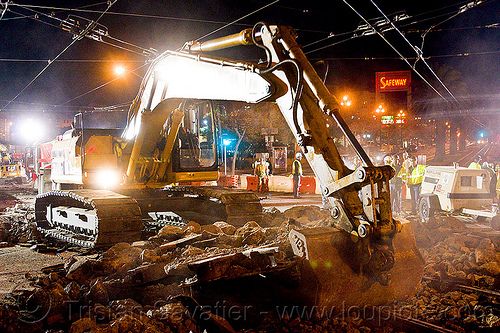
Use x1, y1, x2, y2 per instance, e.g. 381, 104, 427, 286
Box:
187, 28, 254, 52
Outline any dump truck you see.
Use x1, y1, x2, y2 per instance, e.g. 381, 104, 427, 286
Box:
35, 23, 424, 310
419, 165, 500, 227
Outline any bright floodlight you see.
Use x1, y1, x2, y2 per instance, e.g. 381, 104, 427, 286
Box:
96, 169, 120, 189
20, 118, 44, 144
223, 139, 231, 146
114, 65, 126, 76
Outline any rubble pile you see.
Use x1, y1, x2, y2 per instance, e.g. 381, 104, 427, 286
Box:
3, 195, 500, 332
0, 204, 42, 247
2, 206, 382, 333
395, 215, 500, 331
0, 190, 19, 212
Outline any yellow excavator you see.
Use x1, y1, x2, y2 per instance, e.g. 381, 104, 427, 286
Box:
35, 23, 423, 310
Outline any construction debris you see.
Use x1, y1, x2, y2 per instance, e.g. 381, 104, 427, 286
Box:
1, 188, 500, 332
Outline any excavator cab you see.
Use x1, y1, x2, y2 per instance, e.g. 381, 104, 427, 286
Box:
172, 100, 218, 173
123, 99, 220, 185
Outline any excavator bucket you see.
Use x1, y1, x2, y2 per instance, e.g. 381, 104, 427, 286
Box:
288, 217, 424, 310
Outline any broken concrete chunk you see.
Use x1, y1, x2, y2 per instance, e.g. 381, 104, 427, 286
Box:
213, 221, 236, 235
112, 314, 145, 333
68, 317, 99, 333
147, 302, 196, 332
474, 248, 496, 265
141, 248, 162, 263
157, 225, 184, 242
85, 278, 109, 305
141, 283, 183, 306
128, 262, 169, 284
64, 280, 81, 300
235, 221, 262, 238
109, 298, 143, 315
181, 221, 202, 235
480, 261, 500, 276
242, 229, 266, 246
27, 282, 71, 319
181, 245, 205, 257
66, 258, 101, 285
101, 242, 143, 275
201, 224, 223, 235
159, 233, 203, 253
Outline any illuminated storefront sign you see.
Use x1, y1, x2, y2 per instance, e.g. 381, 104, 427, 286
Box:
381, 116, 394, 124
381, 115, 407, 125
376, 71, 411, 92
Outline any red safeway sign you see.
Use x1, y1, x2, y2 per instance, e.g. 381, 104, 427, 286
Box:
376, 71, 411, 93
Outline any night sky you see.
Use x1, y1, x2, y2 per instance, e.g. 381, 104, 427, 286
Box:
0, 1, 499, 124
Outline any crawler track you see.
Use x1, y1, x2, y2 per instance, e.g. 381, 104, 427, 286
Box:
165, 186, 263, 226
116, 186, 263, 226
35, 186, 263, 248
35, 189, 143, 248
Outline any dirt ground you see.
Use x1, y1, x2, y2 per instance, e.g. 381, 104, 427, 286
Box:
2, 182, 500, 332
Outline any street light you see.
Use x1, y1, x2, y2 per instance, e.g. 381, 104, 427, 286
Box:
223, 139, 231, 175
113, 64, 126, 77
19, 118, 45, 144
340, 94, 352, 107
397, 109, 406, 148
340, 94, 352, 151
374, 105, 385, 148
375, 104, 385, 114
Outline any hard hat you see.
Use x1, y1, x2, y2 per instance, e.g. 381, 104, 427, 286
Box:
296, 152, 302, 159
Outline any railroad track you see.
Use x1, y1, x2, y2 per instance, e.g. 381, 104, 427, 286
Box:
426, 142, 494, 166
456, 142, 493, 166
423, 276, 500, 299
385, 310, 460, 333
360, 307, 461, 333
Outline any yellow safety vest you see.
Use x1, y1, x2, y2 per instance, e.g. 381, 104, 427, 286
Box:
292, 159, 302, 176
468, 162, 481, 169
408, 164, 426, 185
255, 163, 267, 177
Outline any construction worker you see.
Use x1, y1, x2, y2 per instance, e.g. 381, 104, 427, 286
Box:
292, 152, 303, 198
482, 162, 497, 200
386, 155, 403, 216
407, 156, 426, 215
2, 153, 10, 165
468, 156, 482, 169
254, 158, 269, 193
496, 164, 500, 201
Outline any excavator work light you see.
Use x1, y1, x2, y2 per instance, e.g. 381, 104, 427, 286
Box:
96, 169, 120, 189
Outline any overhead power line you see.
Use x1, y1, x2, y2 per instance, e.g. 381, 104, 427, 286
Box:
0, 1, 118, 112
0, 58, 144, 63
0, 0, 117, 111
55, 62, 148, 108
342, 0, 449, 101
406, 22, 500, 34
195, 0, 280, 42
3, 3, 157, 58
3, 3, 248, 27
368, 0, 486, 127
